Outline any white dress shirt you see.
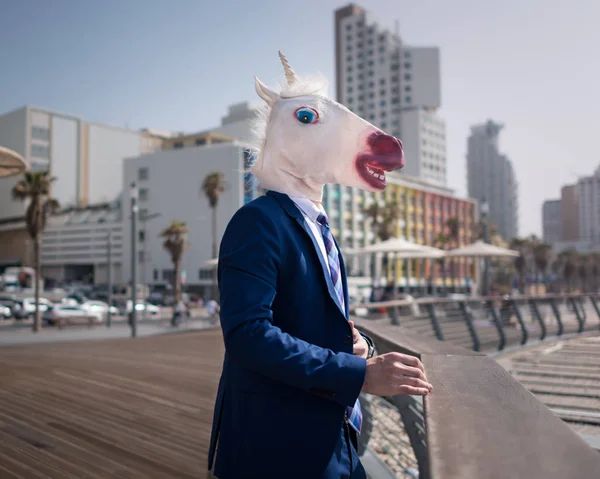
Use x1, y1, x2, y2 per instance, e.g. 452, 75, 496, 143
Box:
290, 196, 345, 313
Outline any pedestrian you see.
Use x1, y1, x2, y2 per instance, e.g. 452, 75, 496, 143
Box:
208, 52, 432, 479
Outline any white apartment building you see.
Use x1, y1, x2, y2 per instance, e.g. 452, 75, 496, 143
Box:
577, 167, 600, 246
466, 120, 519, 240
0, 106, 162, 221
41, 203, 123, 284
121, 143, 259, 296
334, 3, 446, 186
542, 199, 561, 245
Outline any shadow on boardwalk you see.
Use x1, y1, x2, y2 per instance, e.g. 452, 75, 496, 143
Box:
0, 329, 223, 478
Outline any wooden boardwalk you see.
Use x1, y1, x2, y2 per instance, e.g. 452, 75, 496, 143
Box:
0, 330, 223, 478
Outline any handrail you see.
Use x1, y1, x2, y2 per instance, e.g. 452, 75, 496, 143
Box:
354, 319, 600, 479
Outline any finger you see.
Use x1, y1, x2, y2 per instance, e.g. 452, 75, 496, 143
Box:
349, 321, 355, 329
401, 377, 433, 390
395, 364, 426, 381
398, 354, 425, 373
397, 385, 430, 396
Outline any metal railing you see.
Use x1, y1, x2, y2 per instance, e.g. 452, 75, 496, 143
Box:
352, 294, 600, 478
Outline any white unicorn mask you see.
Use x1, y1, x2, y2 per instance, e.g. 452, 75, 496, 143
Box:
249, 51, 404, 201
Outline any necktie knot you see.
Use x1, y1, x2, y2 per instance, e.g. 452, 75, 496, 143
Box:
317, 213, 329, 228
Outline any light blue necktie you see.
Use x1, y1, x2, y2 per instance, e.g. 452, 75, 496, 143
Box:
317, 213, 362, 434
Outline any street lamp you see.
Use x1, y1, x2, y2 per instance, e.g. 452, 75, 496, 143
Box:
130, 182, 138, 338
481, 199, 490, 296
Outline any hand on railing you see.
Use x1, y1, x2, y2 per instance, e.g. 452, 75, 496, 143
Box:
362, 352, 433, 397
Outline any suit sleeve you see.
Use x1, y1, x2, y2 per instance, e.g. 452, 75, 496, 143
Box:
218, 204, 366, 408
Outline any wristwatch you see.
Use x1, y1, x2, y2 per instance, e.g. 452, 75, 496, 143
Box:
361, 333, 376, 359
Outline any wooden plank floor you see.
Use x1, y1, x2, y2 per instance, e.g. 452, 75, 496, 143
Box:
0, 330, 223, 478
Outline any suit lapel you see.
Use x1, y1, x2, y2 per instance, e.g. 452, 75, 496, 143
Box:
335, 236, 350, 319
266, 191, 346, 317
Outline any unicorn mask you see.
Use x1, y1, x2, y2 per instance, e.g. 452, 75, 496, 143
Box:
249, 51, 404, 202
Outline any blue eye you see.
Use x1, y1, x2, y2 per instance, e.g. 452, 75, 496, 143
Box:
295, 108, 319, 124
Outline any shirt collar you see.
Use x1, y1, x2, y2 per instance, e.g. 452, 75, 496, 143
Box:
289, 196, 325, 223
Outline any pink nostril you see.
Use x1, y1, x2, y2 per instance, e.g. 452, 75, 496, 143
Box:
369, 132, 402, 155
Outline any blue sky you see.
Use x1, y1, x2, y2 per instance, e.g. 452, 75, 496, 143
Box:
1, 0, 599, 236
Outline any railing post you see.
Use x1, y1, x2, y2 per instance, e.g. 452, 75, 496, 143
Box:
510, 299, 528, 345
487, 300, 506, 351
386, 395, 429, 479
578, 297, 587, 321
569, 297, 585, 333
549, 298, 564, 337
426, 303, 444, 341
529, 299, 546, 340
458, 301, 480, 352
590, 295, 600, 330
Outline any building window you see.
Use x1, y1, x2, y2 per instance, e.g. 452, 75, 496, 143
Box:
138, 167, 149, 181
31, 126, 50, 141
346, 24, 352, 31
405, 85, 412, 92
31, 144, 50, 158
196, 138, 206, 146
153, 269, 158, 281
404, 51, 411, 58
404, 74, 412, 81
31, 161, 49, 172
405, 96, 412, 104
404, 62, 411, 69
380, 100, 386, 107
139, 230, 145, 242
139, 188, 149, 201
162, 269, 174, 281
173, 142, 184, 149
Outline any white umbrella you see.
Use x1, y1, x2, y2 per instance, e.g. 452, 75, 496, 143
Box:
0, 146, 26, 178
445, 240, 520, 258
351, 237, 445, 259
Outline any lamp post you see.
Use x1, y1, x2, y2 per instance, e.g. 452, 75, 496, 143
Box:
130, 182, 138, 338
481, 199, 490, 297
106, 231, 113, 328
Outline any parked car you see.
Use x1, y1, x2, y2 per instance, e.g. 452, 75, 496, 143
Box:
0, 304, 12, 319
43, 305, 99, 326
21, 297, 53, 317
80, 300, 119, 320
125, 300, 160, 315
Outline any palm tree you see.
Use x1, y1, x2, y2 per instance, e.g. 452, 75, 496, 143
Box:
11, 171, 59, 332
159, 220, 189, 310
445, 216, 460, 290
532, 240, 552, 294
201, 172, 226, 299
559, 250, 578, 292
509, 238, 530, 293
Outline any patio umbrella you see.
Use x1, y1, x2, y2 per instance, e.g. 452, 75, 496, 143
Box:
0, 146, 26, 178
445, 240, 519, 258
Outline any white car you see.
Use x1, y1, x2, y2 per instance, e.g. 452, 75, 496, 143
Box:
22, 297, 53, 317
125, 300, 160, 315
80, 300, 119, 320
43, 304, 99, 325
0, 304, 12, 319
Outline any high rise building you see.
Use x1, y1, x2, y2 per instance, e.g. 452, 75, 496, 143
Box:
577, 168, 600, 246
542, 199, 561, 244
561, 184, 580, 242
334, 3, 445, 185
466, 120, 519, 240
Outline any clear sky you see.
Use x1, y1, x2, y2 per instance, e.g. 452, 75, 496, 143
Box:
1, 0, 599, 237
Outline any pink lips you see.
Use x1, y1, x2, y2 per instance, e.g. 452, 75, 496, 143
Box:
356, 131, 404, 190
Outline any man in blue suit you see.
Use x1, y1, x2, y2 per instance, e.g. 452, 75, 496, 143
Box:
208, 53, 432, 479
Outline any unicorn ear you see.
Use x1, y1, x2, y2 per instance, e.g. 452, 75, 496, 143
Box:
254, 77, 278, 106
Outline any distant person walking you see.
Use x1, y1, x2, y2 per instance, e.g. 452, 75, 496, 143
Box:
206, 299, 220, 324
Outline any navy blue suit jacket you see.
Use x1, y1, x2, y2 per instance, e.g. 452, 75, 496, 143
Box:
208, 191, 367, 478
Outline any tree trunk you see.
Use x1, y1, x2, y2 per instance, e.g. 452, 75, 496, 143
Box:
173, 259, 181, 303
211, 206, 218, 300
33, 235, 41, 333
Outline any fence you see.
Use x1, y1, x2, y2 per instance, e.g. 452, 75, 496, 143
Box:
352, 294, 600, 478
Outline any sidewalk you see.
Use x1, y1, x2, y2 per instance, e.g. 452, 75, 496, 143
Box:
0, 318, 217, 347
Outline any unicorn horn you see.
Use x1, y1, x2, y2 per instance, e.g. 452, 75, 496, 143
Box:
278, 51, 298, 86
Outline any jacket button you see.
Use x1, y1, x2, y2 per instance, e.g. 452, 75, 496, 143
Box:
342, 336, 353, 345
